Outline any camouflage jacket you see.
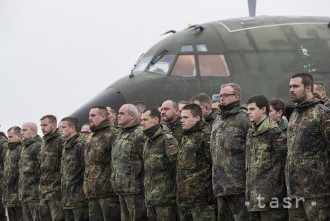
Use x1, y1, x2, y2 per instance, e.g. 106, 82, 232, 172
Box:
176, 120, 213, 207
246, 117, 287, 211
39, 129, 64, 201
143, 124, 179, 207
84, 120, 117, 198
166, 116, 183, 144
278, 116, 288, 132
322, 97, 330, 108
19, 135, 42, 203
3, 141, 23, 207
286, 98, 330, 198
205, 108, 218, 126
211, 103, 250, 196
0, 132, 7, 195
111, 123, 145, 195
61, 134, 87, 209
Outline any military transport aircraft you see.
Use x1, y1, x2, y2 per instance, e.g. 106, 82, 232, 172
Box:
71, 2, 330, 126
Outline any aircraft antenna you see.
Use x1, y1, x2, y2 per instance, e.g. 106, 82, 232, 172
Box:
248, 0, 256, 17
161, 30, 177, 36
187, 25, 206, 32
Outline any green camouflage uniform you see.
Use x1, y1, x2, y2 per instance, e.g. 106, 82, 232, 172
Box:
165, 116, 183, 144
39, 129, 64, 221
321, 97, 330, 108
278, 117, 288, 132
177, 120, 216, 221
143, 124, 179, 221
111, 123, 147, 221
61, 134, 88, 221
19, 135, 42, 221
205, 108, 218, 126
84, 120, 120, 221
286, 98, 330, 220
246, 117, 287, 220
3, 140, 23, 221
211, 102, 250, 221
0, 132, 7, 220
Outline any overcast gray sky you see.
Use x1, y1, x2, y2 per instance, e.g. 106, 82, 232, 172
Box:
1, 0, 329, 133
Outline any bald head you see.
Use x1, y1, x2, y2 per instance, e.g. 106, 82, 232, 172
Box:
161, 100, 180, 123
21, 122, 38, 140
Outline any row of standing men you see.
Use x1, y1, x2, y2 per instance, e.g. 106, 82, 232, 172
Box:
0, 72, 329, 221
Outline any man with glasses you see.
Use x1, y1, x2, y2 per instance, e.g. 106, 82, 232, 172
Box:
211, 83, 250, 221
79, 123, 91, 141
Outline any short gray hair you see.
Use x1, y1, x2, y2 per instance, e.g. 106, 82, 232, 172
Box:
122, 104, 138, 120
221, 83, 241, 96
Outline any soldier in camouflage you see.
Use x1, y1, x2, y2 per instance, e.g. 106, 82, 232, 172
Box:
178, 100, 190, 113
60, 117, 88, 221
177, 104, 216, 221
0, 127, 8, 220
190, 93, 217, 126
269, 99, 288, 132
39, 115, 64, 221
19, 122, 42, 221
211, 83, 250, 221
3, 127, 23, 221
246, 95, 288, 221
314, 82, 330, 107
79, 123, 91, 142
286, 73, 330, 220
133, 101, 146, 124
111, 104, 147, 221
141, 108, 179, 221
106, 106, 118, 127
84, 106, 120, 221
160, 100, 183, 143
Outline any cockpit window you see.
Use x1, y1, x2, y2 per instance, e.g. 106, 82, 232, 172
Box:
181, 45, 194, 52
133, 56, 152, 72
196, 44, 208, 52
147, 55, 175, 75
198, 55, 230, 76
171, 55, 196, 77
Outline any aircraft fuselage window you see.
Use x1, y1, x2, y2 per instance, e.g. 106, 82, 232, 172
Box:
147, 55, 175, 75
199, 55, 230, 76
181, 45, 194, 52
171, 55, 196, 77
196, 44, 208, 52
133, 56, 152, 72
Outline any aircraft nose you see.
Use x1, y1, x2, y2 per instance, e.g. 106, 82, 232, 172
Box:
71, 87, 126, 129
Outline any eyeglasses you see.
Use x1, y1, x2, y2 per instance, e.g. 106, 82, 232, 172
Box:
219, 93, 236, 98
